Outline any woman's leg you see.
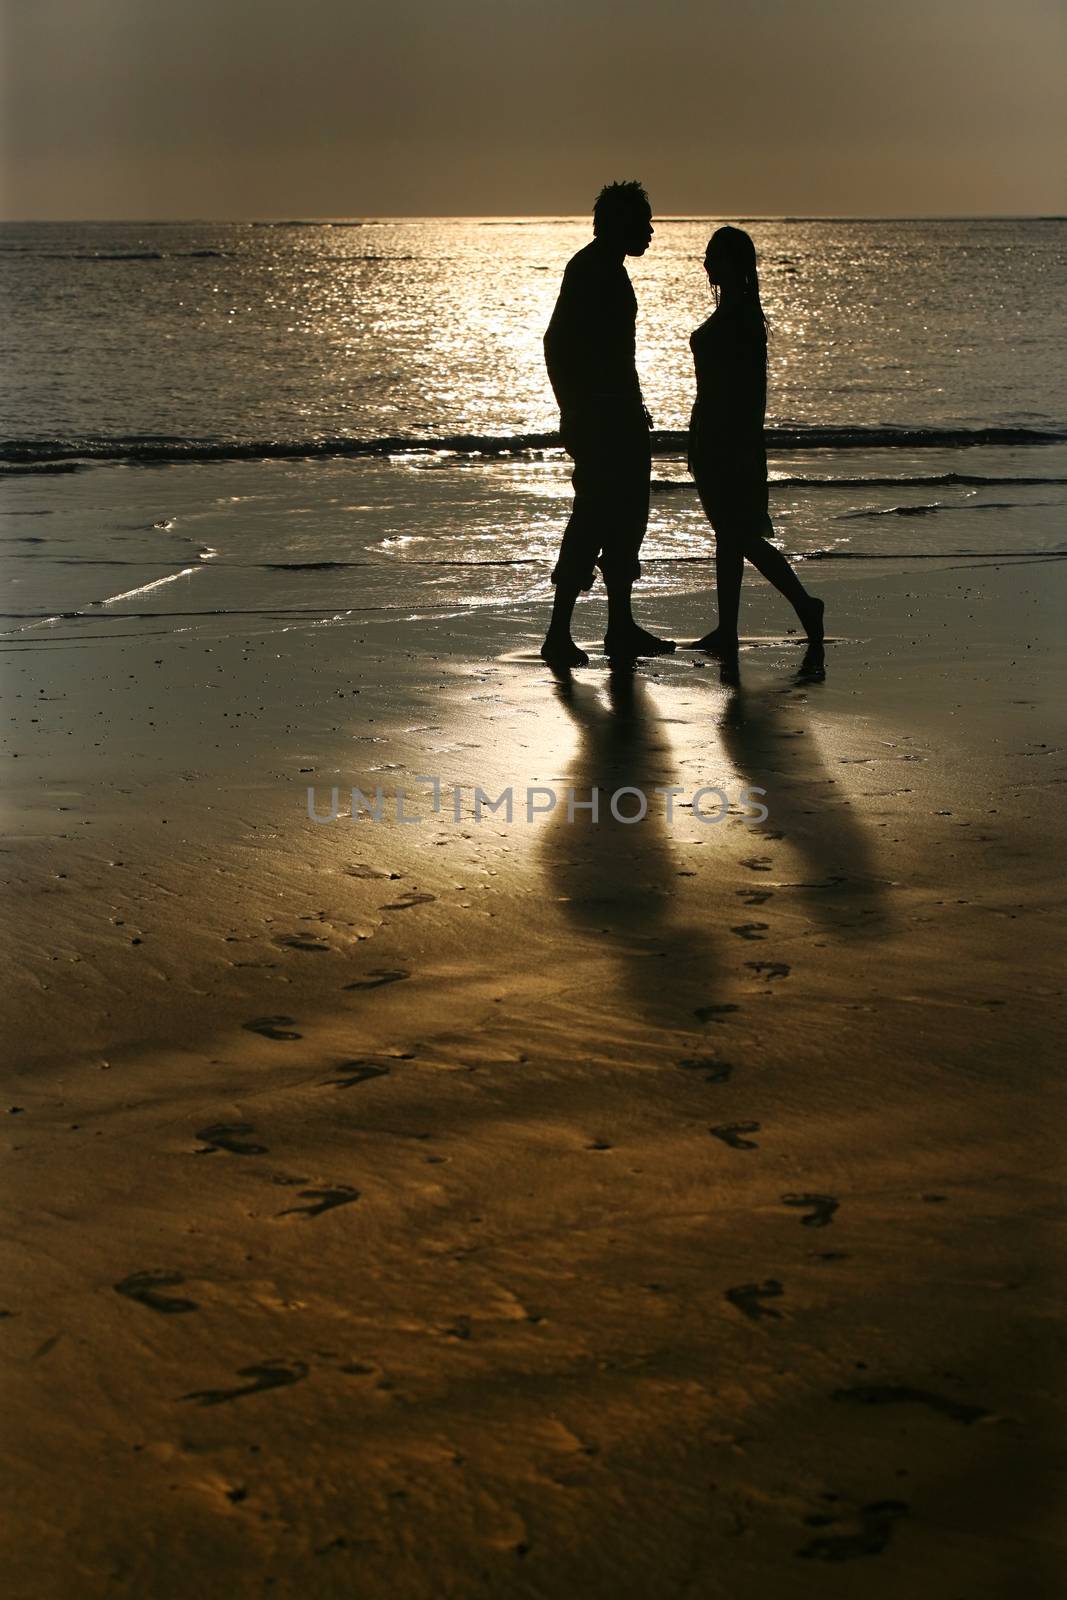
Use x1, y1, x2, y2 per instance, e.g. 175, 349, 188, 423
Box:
715, 534, 744, 639
692, 524, 824, 650
690, 535, 743, 652
740, 521, 824, 642
690, 458, 825, 649
690, 470, 743, 651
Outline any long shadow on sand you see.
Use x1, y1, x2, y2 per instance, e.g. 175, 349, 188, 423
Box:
538, 665, 721, 1028
715, 663, 892, 940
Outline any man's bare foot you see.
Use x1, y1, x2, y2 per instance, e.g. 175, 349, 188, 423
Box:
603, 625, 676, 659
540, 632, 589, 669
799, 596, 824, 644
689, 627, 739, 656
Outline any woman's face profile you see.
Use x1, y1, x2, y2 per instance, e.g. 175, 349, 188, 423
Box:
703, 242, 721, 286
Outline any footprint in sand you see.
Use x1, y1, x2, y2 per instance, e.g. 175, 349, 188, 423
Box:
731, 923, 769, 941
243, 1016, 302, 1041
183, 1359, 308, 1406
711, 1121, 761, 1150
782, 1192, 838, 1227
740, 856, 774, 872
274, 934, 331, 952
343, 969, 410, 991
678, 1057, 733, 1083
798, 1501, 909, 1561
343, 864, 400, 880
726, 1280, 784, 1320
114, 1270, 198, 1314
736, 889, 774, 907
379, 892, 435, 911
322, 1061, 391, 1089
195, 1122, 269, 1156
746, 961, 790, 980
831, 1385, 989, 1424
695, 1003, 740, 1023
276, 1185, 360, 1219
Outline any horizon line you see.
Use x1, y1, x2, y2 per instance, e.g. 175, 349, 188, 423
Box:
2, 213, 1065, 225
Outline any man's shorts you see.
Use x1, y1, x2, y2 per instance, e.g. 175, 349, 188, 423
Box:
551, 403, 652, 591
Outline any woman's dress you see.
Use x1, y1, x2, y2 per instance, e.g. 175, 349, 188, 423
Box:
688, 306, 769, 535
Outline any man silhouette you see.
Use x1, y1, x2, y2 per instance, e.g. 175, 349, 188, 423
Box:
540, 181, 675, 668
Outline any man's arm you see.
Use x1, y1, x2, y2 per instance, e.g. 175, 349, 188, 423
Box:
543, 259, 591, 416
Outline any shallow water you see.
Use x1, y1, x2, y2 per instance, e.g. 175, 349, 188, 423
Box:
4, 448, 1066, 649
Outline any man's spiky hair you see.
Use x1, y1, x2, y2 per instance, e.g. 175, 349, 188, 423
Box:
592, 180, 650, 236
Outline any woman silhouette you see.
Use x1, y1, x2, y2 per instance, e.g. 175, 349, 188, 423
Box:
688, 226, 824, 654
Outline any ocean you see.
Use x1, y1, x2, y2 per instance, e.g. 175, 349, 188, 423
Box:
2, 217, 1065, 640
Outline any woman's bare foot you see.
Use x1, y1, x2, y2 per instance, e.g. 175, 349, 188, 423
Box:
689, 627, 739, 656
799, 596, 824, 644
540, 631, 589, 669
796, 642, 826, 682
603, 624, 676, 660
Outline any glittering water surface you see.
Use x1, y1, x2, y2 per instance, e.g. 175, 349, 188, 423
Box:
2, 217, 1065, 442
1, 218, 1065, 639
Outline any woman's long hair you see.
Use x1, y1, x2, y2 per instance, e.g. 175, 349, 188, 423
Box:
708, 225, 769, 341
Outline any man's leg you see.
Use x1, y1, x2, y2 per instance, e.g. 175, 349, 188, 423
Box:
542, 575, 589, 667
601, 421, 674, 658
541, 445, 601, 667
603, 596, 676, 659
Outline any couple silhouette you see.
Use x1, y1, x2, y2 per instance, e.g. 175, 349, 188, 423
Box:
541, 181, 825, 670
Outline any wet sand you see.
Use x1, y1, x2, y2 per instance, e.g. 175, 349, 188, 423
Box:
2, 549, 1065, 1598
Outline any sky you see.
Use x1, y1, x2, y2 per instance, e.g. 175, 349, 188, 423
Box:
2, 0, 1065, 219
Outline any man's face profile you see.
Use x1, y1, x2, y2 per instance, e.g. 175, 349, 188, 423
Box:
624, 205, 655, 256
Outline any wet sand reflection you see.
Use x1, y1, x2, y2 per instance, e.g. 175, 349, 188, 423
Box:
538, 666, 721, 1028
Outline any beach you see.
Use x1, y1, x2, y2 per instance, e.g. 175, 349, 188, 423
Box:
2, 216, 1066, 1596
3, 451, 1065, 1596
